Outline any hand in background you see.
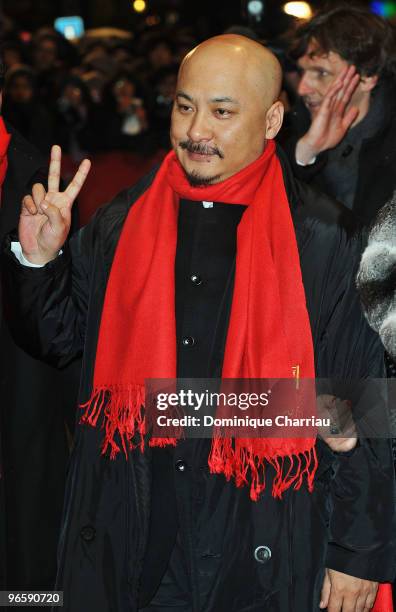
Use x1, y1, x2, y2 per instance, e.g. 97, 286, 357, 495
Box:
296, 65, 360, 164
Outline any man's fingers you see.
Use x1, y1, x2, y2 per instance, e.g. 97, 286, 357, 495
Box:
364, 584, 378, 610
342, 64, 357, 83
337, 64, 357, 93
322, 80, 343, 109
334, 73, 360, 114
327, 590, 343, 612
327, 65, 357, 112
32, 183, 47, 211
330, 65, 349, 89
343, 73, 360, 101
48, 145, 62, 193
22, 195, 38, 215
64, 158, 91, 204
364, 593, 377, 609
324, 65, 350, 101
356, 592, 372, 612
338, 594, 358, 612
320, 572, 331, 609
342, 106, 360, 131
41, 201, 65, 233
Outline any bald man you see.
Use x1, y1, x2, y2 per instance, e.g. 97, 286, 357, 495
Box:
2, 35, 395, 612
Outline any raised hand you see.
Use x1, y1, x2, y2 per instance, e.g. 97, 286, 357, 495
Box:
19, 145, 91, 265
296, 65, 361, 165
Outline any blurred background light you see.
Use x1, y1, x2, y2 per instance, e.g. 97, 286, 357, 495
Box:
54, 15, 85, 39
245, 0, 265, 23
133, 0, 147, 13
247, 0, 264, 16
370, 1, 396, 18
283, 2, 313, 19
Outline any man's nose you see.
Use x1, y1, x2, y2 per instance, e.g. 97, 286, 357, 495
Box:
297, 73, 314, 97
187, 111, 213, 142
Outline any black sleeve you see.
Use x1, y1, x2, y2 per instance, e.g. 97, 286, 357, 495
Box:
1, 223, 92, 368
0, 175, 154, 371
279, 106, 329, 185
318, 230, 396, 582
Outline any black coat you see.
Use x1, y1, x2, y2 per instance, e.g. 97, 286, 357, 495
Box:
1, 148, 395, 611
0, 125, 80, 592
281, 85, 396, 226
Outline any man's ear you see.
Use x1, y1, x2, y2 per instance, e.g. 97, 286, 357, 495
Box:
360, 74, 378, 93
265, 101, 284, 139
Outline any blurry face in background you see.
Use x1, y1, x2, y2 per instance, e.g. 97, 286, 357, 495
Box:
4, 48, 23, 70
149, 43, 173, 69
88, 43, 108, 59
297, 40, 367, 119
158, 73, 177, 100
113, 79, 137, 113
113, 48, 134, 71
62, 84, 84, 108
7, 75, 34, 104
34, 38, 58, 71
81, 70, 105, 104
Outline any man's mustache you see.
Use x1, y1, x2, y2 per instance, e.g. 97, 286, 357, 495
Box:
179, 140, 224, 159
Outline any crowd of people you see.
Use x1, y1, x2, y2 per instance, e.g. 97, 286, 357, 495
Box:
2, 8, 396, 226
1, 24, 203, 223
1, 25, 193, 159
1, 4, 396, 612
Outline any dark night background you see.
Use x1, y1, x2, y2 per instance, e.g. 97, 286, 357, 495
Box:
2, 0, 375, 37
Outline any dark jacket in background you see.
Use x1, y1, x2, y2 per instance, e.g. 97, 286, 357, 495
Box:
281, 84, 396, 226
1, 149, 395, 611
0, 125, 80, 593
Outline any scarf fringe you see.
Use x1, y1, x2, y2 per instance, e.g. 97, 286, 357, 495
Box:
208, 437, 318, 501
80, 385, 147, 459
80, 388, 318, 501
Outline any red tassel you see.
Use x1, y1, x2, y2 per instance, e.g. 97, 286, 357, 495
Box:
149, 438, 177, 448
80, 385, 147, 459
208, 438, 318, 501
81, 389, 318, 502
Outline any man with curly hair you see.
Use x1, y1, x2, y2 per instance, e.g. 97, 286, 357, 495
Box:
285, 5, 396, 225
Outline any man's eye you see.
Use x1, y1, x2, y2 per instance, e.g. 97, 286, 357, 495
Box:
178, 104, 192, 112
215, 108, 231, 117
318, 70, 329, 78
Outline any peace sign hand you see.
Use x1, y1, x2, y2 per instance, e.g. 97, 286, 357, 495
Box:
19, 145, 91, 265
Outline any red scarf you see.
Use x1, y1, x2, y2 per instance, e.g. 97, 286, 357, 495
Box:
81, 140, 318, 500
0, 118, 11, 197
373, 584, 393, 611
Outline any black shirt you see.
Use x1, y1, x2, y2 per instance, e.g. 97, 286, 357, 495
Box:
139, 198, 246, 608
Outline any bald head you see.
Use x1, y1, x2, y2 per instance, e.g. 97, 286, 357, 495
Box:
170, 34, 284, 185
180, 35, 283, 110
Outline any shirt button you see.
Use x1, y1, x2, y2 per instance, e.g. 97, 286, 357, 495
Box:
80, 525, 96, 541
190, 274, 203, 286
175, 459, 187, 472
254, 545, 271, 563
182, 336, 195, 347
